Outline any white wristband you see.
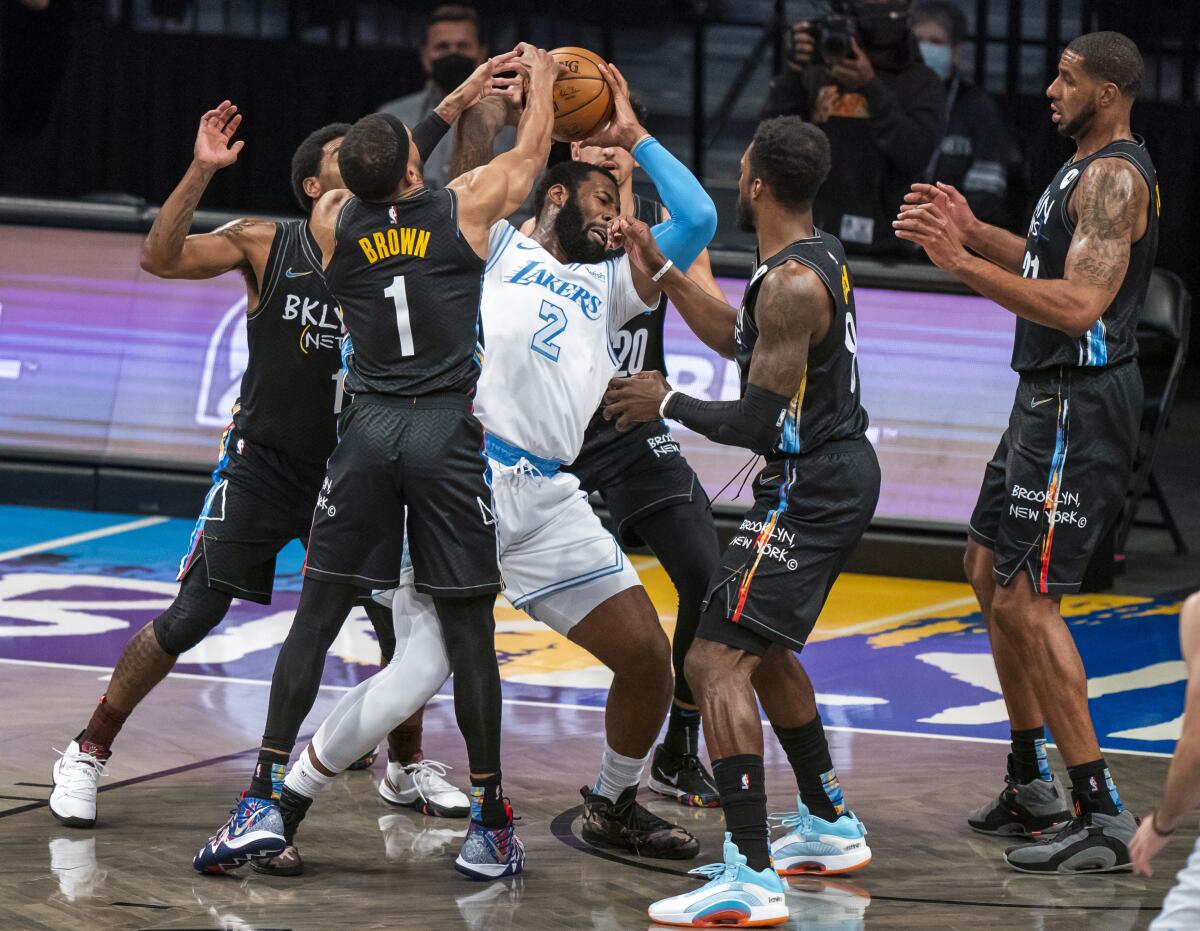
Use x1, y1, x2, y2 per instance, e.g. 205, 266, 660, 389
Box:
651, 258, 674, 282
659, 390, 677, 420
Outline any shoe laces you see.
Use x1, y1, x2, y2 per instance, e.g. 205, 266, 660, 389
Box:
615, 795, 674, 833
53, 746, 107, 794
768, 809, 813, 834
404, 760, 457, 802
688, 859, 736, 885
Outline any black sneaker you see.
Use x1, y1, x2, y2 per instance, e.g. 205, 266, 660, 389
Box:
967, 755, 1071, 837
252, 785, 313, 877
647, 744, 720, 808
1004, 807, 1137, 874
579, 785, 700, 860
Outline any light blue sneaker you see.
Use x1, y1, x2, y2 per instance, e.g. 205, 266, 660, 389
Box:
454, 798, 524, 881
647, 832, 788, 927
192, 793, 286, 874
769, 796, 871, 876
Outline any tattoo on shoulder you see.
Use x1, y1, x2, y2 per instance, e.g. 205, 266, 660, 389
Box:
215, 218, 271, 240
1069, 161, 1140, 290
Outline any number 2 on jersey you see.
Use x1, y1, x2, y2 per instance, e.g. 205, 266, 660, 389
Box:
531, 299, 567, 362
384, 275, 415, 357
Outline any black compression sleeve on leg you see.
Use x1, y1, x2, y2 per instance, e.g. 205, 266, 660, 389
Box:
432, 594, 501, 776
411, 111, 452, 163
363, 599, 397, 665
631, 501, 721, 706
152, 555, 235, 656
260, 578, 361, 753
665, 384, 792, 455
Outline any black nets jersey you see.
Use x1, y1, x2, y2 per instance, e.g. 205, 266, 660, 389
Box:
736, 230, 869, 456
325, 188, 486, 397
1012, 137, 1160, 373
233, 219, 341, 464
611, 194, 669, 377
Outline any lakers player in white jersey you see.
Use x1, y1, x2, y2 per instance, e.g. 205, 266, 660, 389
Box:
262, 63, 721, 877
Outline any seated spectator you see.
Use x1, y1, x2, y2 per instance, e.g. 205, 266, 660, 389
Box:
377, 3, 514, 189
762, 0, 944, 255
913, 0, 1014, 226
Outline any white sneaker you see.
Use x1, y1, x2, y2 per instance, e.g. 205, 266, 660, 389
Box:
49, 741, 107, 828
769, 796, 872, 875
378, 760, 470, 818
648, 832, 788, 927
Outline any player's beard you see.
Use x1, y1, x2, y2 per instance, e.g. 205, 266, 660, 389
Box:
555, 197, 607, 264
736, 191, 756, 233
1059, 99, 1097, 139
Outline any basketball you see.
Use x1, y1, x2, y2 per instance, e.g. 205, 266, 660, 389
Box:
549, 46, 614, 143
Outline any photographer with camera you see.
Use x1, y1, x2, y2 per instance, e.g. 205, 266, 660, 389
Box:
762, 0, 944, 255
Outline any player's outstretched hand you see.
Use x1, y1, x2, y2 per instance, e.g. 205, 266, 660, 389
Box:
904, 182, 974, 245
511, 42, 561, 87
578, 62, 646, 152
603, 371, 671, 432
458, 49, 522, 107
608, 215, 666, 275
194, 101, 244, 170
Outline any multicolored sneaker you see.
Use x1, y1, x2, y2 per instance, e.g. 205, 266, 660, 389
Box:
347, 747, 379, 771
968, 756, 1072, 837
192, 794, 286, 874
768, 796, 871, 875
648, 744, 721, 808
379, 760, 470, 818
647, 832, 788, 927
454, 801, 525, 881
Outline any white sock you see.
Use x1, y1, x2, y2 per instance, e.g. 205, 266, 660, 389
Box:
593, 744, 649, 803
284, 749, 334, 800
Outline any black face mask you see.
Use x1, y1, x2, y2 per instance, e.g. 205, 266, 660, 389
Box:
430, 53, 476, 93
555, 196, 607, 264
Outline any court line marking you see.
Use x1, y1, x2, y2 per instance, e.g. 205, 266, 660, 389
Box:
824, 595, 979, 637
0, 657, 1174, 759
0, 516, 170, 562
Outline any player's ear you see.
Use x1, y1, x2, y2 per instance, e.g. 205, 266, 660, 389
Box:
569, 142, 582, 160
1099, 81, 1120, 108
547, 182, 570, 207
303, 176, 322, 201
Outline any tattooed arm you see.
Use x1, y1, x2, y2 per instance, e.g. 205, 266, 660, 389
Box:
140, 100, 275, 307
895, 157, 1146, 337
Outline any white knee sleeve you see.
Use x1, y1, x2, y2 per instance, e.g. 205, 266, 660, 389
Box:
311, 576, 450, 773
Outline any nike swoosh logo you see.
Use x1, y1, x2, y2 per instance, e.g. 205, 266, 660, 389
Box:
285, 268, 313, 278
514, 242, 540, 250
1030, 397, 1055, 408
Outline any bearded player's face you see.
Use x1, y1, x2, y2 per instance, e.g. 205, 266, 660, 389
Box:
1047, 50, 1101, 140
554, 175, 619, 263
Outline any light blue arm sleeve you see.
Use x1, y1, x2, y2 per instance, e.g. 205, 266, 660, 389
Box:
632, 136, 718, 271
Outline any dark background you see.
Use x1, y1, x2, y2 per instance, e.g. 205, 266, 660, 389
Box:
1, 0, 1197, 341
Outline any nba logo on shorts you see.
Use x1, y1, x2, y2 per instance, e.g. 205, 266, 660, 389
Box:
196, 297, 250, 428
388, 205, 398, 225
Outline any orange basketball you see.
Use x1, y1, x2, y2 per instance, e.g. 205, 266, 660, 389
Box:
549, 47, 614, 143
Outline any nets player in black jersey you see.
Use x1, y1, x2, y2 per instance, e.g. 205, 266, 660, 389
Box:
46, 87, 487, 831
606, 117, 880, 926
193, 44, 561, 880
896, 32, 1156, 874
515, 110, 728, 807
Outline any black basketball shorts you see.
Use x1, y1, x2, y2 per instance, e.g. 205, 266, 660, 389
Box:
698, 436, 881, 656
568, 418, 707, 547
969, 361, 1142, 594
302, 393, 502, 597
177, 424, 328, 604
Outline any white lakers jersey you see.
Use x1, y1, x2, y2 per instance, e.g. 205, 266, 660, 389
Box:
474, 221, 654, 464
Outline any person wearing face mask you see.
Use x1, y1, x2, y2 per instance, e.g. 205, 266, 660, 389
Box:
377, 4, 515, 190
913, 1, 1014, 227
762, 0, 944, 255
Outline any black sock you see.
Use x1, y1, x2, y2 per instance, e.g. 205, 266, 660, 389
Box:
248, 747, 288, 800
1067, 759, 1123, 816
470, 773, 509, 828
772, 717, 844, 821
663, 705, 701, 757
712, 755, 769, 872
1010, 726, 1051, 783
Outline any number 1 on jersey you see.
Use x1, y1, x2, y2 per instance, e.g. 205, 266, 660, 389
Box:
384, 275, 415, 357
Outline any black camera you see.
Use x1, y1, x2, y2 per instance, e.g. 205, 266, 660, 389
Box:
810, 13, 858, 64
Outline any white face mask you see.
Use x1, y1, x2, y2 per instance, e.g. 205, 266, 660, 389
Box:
920, 41, 954, 80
